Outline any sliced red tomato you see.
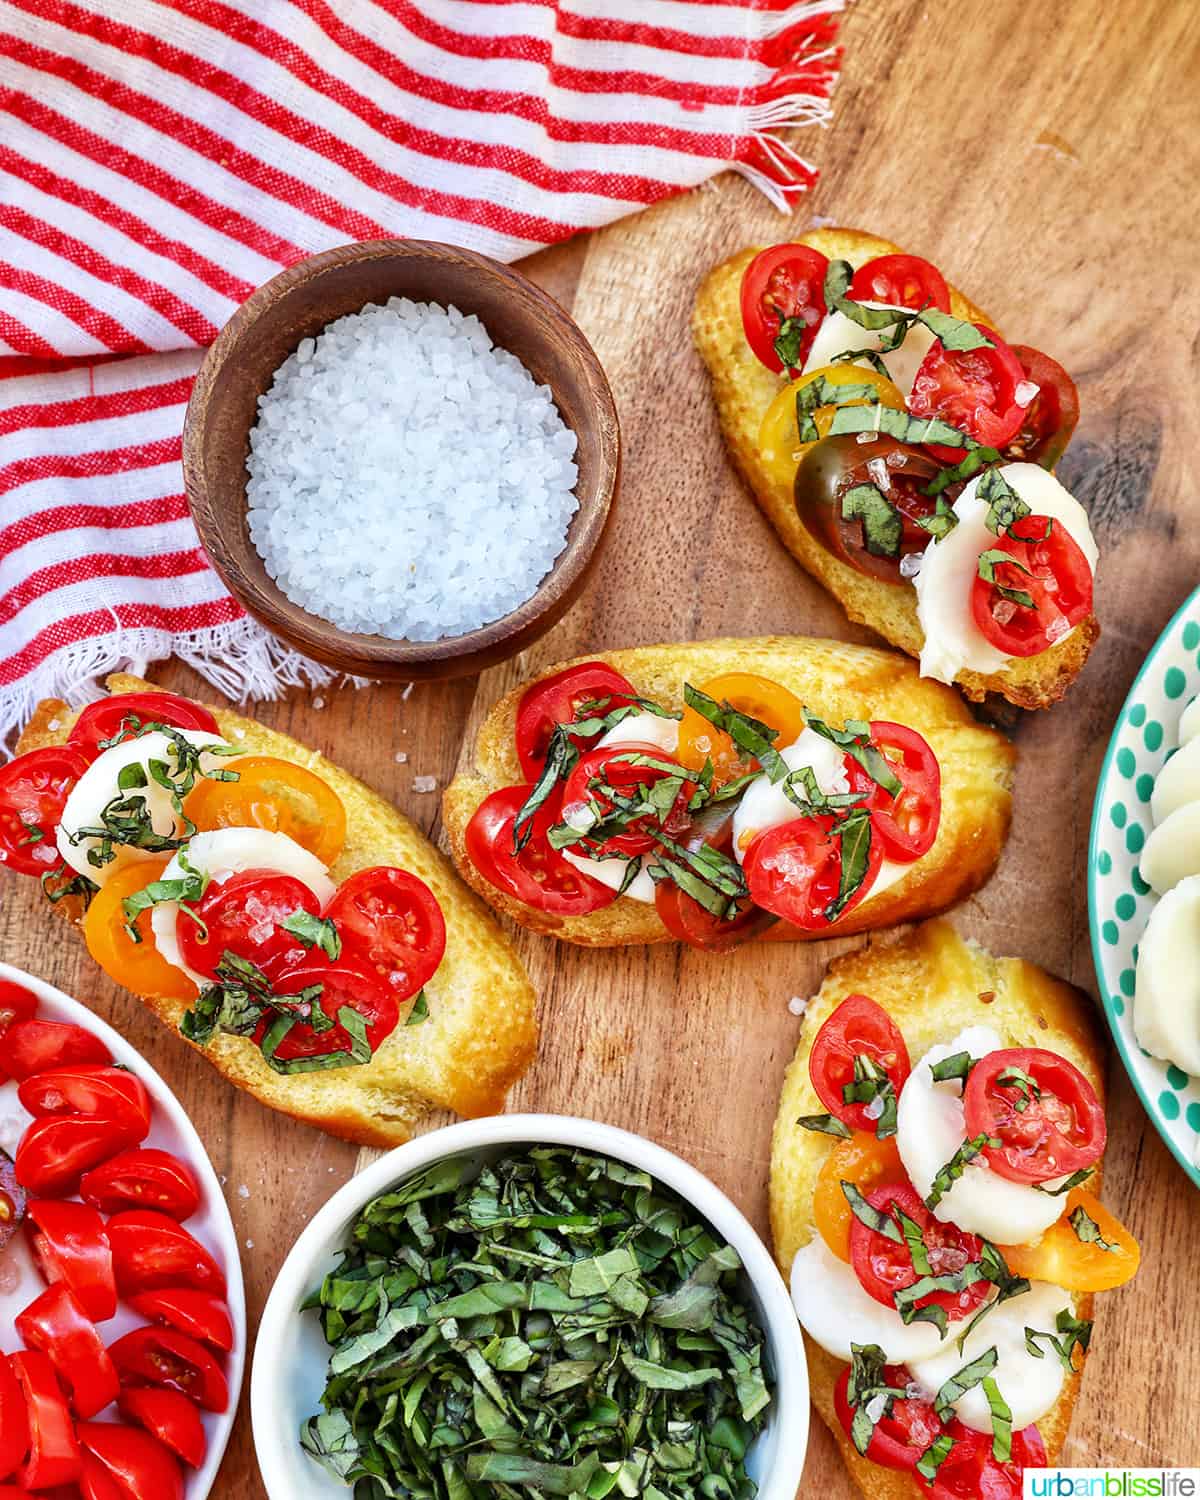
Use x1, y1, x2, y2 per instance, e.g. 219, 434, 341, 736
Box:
653, 803, 772, 953
117, 1387, 206, 1469
514, 663, 639, 780
106, 1327, 228, 1413
560, 741, 695, 860
466, 784, 615, 916
26, 1199, 117, 1322
809, 994, 911, 1132
323, 867, 446, 1000
0, 1357, 27, 1480
80, 1150, 200, 1222
843, 722, 941, 862
77, 1422, 183, 1500
921, 1421, 1047, 1498
908, 325, 1029, 461
740, 243, 830, 372
126, 1289, 233, 1353
963, 1046, 1106, 1184
16, 1283, 119, 1419
177, 869, 319, 982
11, 1349, 81, 1490
16, 1114, 144, 1198
850, 1184, 988, 1321
68, 692, 218, 761
849, 254, 950, 313
0, 746, 90, 877
4, 1020, 111, 1081
834, 1362, 944, 1471
19, 1066, 151, 1136
742, 814, 882, 931
0, 979, 37, 1042
971, 513, 1093, 658
1004, 345, 1080, 469
255, 961, 398, 1064
81, 1451, 127, 1500
105, 1211, 226, 1297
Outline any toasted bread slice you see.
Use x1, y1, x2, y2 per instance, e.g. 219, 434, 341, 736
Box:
18, 675, 537, 1148
692, 227, 1099, 710
443, 637, 1015, 946
770, 919, 1106, 1490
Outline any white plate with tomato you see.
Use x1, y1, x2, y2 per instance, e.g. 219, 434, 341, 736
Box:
0, 963, 245, 1498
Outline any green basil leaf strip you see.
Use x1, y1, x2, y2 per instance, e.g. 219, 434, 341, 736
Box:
916, 496, 960, 540
823, 260, 914, 334
773, 316, 807, 371
825, 808, 873, 922
955, 1243, 1031, 1350
840, 483, 903, 559
17, 822, 44, 846
796, 1112, 852, 1139
794, 374, 881, 444
646, 856, 735, 919
844, 1343, 908, 1457
682, 683, 789, 783
929, 1051, 975, 1088
916, 1433, 956, 1482
1035, 1167, 1093, 1197
829, 402, 976, 452
1024, 1310, 1092, 1371
832, 346, 895, 381
982, 1375, 1013, 1462
979, 467, 1032, 536
802, 711, 904, 799
281, 910, 342, 960
893, 1264, 988, 1332
40, 865, 97, 908
1068, 1205, 1117, 1252
925, 1133, 999, 1210
841, 1181, 902, 1241
405, 990, 429, 1026
916, 309, 994, 352
995, 1064, 1040, 1113
842, 1054, 899, 1139
924, 445, 1002, 499
933, 1346, 999, 1423
895, 1206, 932, 1275
977, 548, 1036, 609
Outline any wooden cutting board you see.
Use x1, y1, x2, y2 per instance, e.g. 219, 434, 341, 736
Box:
5, 0, 1198, 1490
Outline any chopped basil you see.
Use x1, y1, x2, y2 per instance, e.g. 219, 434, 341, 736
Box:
917, 309, 994, 352
796, 1113, 852, 1139
1068, 1204, 1117, 1252
977, 549, 1036, 610
925, 1132, 998, 1210
840, 483, 902, 558
841, 1181, 902, 1242
916, 496, 959, 541
982, 1374, 1012, 1462
933, 1347, 998, 1422
822, 261, 911, 333
1034, 1167, 1093, 1197
681, 685, 788, 783
794, 374, 880, 443
773, 316, 807, 370
405, 989, 429, 1026
829, 402, 975, 452
894, 1264, 988, 1335
802, 711, 903, 798
916, 1433, 955, 1482
979, 468, 1031, 536
895, 1205, 932, 1275
842, 1052, 899, 1138
40, 864, 97, 908
120, 853, 211, 944
781, 763, 866, 817
929, 1050, 975, 1088
924, 445, 1002, 498
832, 346, 895, 381
845, 1343, 908, 1457
17, 823, 44, 846
282, 910, 342, 960
825, 808, 872, 922
1024, 1309, 1093, 1372
995, 1063, 1040, 1113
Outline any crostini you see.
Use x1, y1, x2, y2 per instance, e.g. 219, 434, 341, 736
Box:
442, 638, 1015, 949
693, 228, 1099, 710
3, 675, 537, 1147
771, 920, 1138, 1498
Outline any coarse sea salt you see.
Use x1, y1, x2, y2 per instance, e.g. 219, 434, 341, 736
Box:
246, 299, 580, 642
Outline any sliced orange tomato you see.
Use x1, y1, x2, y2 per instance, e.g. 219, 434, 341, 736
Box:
84, 858, 197, 1002
183, 755, 346, 866
758, 364, 906, 494
675, 672, 805, 784
812, 1130, 906, 1263
999, 1187, 1140, 1291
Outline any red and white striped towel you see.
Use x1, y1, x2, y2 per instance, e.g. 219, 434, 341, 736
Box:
0, 0, 844, 740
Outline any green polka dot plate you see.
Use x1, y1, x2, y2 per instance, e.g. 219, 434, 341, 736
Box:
1089, 584, 1200, 1187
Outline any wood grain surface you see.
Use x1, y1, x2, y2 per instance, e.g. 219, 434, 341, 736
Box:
5, 0, 1199, 1491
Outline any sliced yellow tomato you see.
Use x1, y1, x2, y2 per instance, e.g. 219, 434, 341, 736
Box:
758, 364, 906, 494
675, 672, 805, 784
183, 754, 346, 866
812, 1130, 906, 1263
999, 1188, 1140, 1291
84, 857, 197, 1002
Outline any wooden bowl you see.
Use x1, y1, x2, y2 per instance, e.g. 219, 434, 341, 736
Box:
183, 239, 620, 681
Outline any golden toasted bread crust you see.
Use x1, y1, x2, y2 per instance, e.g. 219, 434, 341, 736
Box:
442, 638, 1015, 946
769, 919, 1105, 1488
19, 676, 537, 1147
692, 228, 1100, 710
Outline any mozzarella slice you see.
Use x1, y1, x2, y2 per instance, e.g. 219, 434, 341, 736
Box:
1178, 694, 1200, 748
732, 731, 849, 859
909, 1281, 1072, 1435
1139, 802, 1200, 895
562, 849, 657, 904
790, 1235, 947, 1364
57, 730, 235, 885
150, 828, 337, 988
896, 1029, 1064, 1244
596, 711, 680, 755
802, 306, 937, 402
912, 463, 1098, 686
1151, 735, 1200, 826
1134, 873, 1200, 1076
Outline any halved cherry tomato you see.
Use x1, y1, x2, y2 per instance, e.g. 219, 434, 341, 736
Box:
83, 858, 197, 1003
743, 816, 883, 931
26, 1200, 117, 1321
740, 244, 830, 373
0, 978, 37, 1042
78, 1422, 183, 1500
17, 1115, 145, 1199
324, 867, 446, 999
127, 1289, 233, 1353
117, 1388, 205, 1469
909, 325, 1029, 462
183, 755, 345, 866
4, 1020, 110, 1081
11, 1350, 81, 1490
653, 802, 772, 953
19, 1067, 151, 1136
849, 1183, 987, 1320
16, 1283, 119, 1419
68, 692, 218, 761
560, 741, 695, 861
176, 868, 318, 982
1000, 1187, 1138, 1291
256, 961, 398, 1064
675, 673, 805, 784
834, 1361, 943, 1471
849, 254, 951, 314
0, 1149, 26, 1253
514, 663, 639, 780
107, 1327, 227, 1413
105, 1211, 226, 1297
813, 1131, 906, 1262
809, 995, 911, 1132
758, 365, 906, 494
80, 1151, 200, 1222
0, 1357, 28, 1479
970, 513, 1093, 658
1004, 345, 1080, 469
0, 746, 90, 876
466, 785, 615, 916
844, 722, 941, 862
920, 1420, 1046, 1498
964, 1047, 1105, 1184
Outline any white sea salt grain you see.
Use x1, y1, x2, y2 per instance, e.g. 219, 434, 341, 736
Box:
787, 995, 810, 1018
246, 299, 580, 642
412, 775, 438, 793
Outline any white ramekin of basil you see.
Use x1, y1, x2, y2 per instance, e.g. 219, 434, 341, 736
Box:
251, 1114, 808, 1500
